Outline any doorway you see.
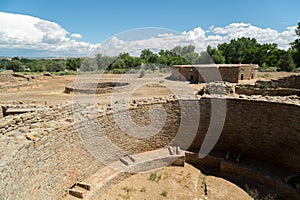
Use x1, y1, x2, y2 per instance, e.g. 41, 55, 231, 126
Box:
240, 74, 244, 80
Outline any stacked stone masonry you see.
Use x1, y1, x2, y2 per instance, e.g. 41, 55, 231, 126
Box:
0, 94, 300, 199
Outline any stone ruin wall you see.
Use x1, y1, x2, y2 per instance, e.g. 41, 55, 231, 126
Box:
0, 103, 103, 199
218, 67, 240, 83
239, 65, 257, 80
0, 97, 300, 199
190, 97, 300, 173
64, 82, 131, 94
270, 75, 300, 89
236, 75, 300, 96
0, 70, 14, 82
171, 65, 258, 83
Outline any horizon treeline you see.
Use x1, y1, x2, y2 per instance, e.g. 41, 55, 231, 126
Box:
1, 22, 300, 74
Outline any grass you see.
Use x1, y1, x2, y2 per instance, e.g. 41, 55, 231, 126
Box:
245, 185, 276, 200
149, 172, 162, 182
120, 186, 136, 199
201, 175, 208, 195
260, 82, 270, 90
258, 73, 271, 78
160, 189, 168, 197
139, 186, 146, 193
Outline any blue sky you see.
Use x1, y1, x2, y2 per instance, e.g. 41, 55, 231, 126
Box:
0, 0, 299, 57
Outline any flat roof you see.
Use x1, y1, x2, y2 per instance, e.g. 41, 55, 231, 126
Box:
173, 64, 259, 68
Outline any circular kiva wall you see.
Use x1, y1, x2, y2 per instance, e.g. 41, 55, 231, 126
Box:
101, 98, 300, 173
1, 97, 299, 199
64, 82, 130, 94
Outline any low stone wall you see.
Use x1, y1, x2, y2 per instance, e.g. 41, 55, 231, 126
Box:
0, 70, 14, 82
189, 97, 300, 173
64, 82, 130, 94
235, 85, 300, 96
276, 75, 300, 89
220, 161, 299, 199
1, 96, 300, 199
0, 103, 102, 199
185, 152, 300, 199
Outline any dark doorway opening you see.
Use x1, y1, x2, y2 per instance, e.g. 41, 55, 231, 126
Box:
241, 74, 244, 80
190, 75, 194, 81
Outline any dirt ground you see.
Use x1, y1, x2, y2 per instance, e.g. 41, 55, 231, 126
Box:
1, 71, 295, 199
1, 71, 298, 106
0, 73, 175, 105
99, 163, 252, 200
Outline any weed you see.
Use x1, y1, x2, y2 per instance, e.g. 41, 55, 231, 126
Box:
121, 186, 136, 199
245, 185, 259, 200
161, 189, 168, 197
156, 174, 161, 182
149, 172, 157, 181
201, 175, 207, 195
123, 186, 136, 193
140, 186, 146, 193
258, 73, 270, 78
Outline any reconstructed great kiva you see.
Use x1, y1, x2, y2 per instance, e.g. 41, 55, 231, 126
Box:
171, 64, 259, 83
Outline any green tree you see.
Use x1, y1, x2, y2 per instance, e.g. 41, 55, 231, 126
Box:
66, 58, 80, 71
171, 45, 199, 64
196, 51, 214, 64
206, 45, 225, 64
290, 22, 300, 67
45, 60, 65, 72
140, 49, 158, 64
278, 52, 296, 72
6, 60, 23, 72
81, 58, 96, 71
0, 59, 9, 70
218, 37, 258, 64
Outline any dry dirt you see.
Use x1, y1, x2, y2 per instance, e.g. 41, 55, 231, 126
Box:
0, 71, 298, 199
1, 72, 298, 105
99, 163, 252, 200
0, 73, 175, 105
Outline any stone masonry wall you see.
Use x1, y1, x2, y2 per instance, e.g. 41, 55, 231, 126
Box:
1, 96, 300, 198
218, 66, 240, 83
190, 97, 300, 173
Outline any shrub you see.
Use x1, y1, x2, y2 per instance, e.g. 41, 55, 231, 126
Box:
161, 190, 168, 197
140, 186, 146, 193
149, 172, 157, 181
139, 70, 145, 78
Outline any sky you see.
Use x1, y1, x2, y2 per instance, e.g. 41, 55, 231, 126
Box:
0, 0, 299, 57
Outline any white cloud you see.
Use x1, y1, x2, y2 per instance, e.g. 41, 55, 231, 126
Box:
0, 11, 297, 57
0, 12, 95, 56
71, 33, 82, 39
99, 23, 297, 56
210, 23, 297, 49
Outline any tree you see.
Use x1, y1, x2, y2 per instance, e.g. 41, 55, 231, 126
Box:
171, 45, 199, 64
291, 22, 300, 67
140, 49, 158, 64
0, 59, 9, 70
6, 60, 23, 72
218, 37, 258, 64
278, 52, 296, 72
206, 45, 225, 64
196, 51, 214, 64
81, 58, 96, 71
66, 58, 80, 71
45, 60, 65, 72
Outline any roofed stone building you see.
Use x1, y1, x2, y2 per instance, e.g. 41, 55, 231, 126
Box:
171, 64, 259, 83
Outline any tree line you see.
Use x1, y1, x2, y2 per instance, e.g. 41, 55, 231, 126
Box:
1, 22, 300, 73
